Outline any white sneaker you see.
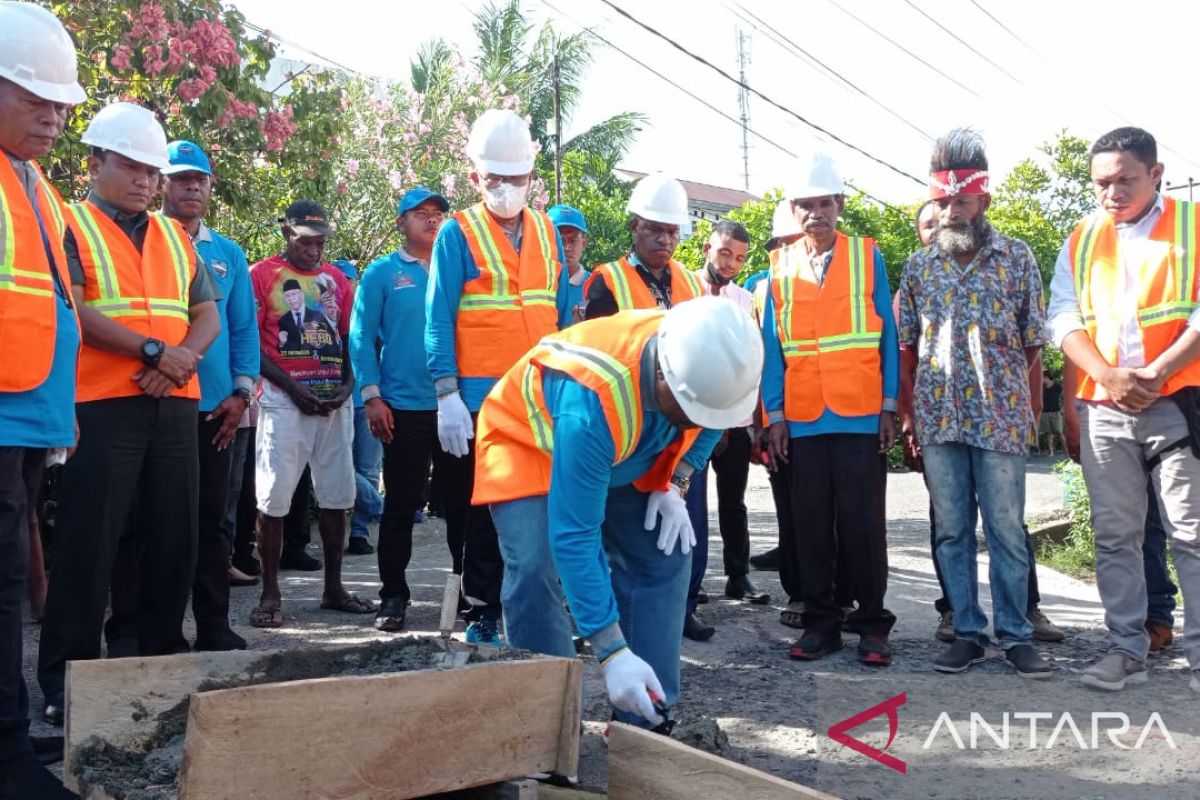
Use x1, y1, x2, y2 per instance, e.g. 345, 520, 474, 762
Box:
1081, 652, 1148, 691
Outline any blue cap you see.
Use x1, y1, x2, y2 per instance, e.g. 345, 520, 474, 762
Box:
398, 186, 450, 216
332, 259, 357, 281
163, 140, 213, 176
547, 204, 588, 234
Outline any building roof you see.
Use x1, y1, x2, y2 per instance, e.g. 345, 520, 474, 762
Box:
615, 169, 760, 211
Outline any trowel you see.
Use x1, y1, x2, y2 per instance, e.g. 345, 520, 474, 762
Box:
435, 572, 471, 667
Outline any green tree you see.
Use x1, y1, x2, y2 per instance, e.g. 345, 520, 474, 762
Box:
557, 151, 634, 266
839, 194, 923, 288
675, 192, 780, 283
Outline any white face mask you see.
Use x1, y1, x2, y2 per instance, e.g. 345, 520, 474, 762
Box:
482, 182, 527, 218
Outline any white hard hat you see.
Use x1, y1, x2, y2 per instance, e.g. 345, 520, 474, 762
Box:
771, 199, 802, 238
787, 152, 844, 200
657, 296, 764, 430
627, 172, 689, 227
0, 1, 86, 105
467, 108, 535, 175
81, 102, 169, 169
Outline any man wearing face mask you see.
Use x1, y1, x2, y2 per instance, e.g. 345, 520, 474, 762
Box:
584, 173, 704, 319
425, 109, 571, 646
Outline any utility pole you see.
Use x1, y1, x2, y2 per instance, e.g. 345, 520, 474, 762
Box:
1165, 177, 1196, 201
736, 29, 751, 191
552, 52, 563, 205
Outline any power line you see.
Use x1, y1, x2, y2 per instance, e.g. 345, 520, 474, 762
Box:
534, 0, 903, 210
900, 0, 1024, 86
820, 0, 983, 101
241, 19, 367, 78
723, 0, 933, 141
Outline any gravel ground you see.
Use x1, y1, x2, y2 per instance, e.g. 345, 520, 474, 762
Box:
23, 454, 1200, 799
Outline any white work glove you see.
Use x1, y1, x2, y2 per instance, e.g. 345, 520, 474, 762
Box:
437, 391, 474, 457
601, 649, 665, 725
644, 488, 695, 556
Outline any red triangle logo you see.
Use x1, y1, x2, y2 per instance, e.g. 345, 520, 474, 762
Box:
827, 691, 907, 774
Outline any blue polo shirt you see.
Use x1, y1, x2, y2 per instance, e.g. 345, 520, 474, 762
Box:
560, 264, 590, 325
425, 215, 571, 411
194, 223, 259, 413
351, 248, 437, 411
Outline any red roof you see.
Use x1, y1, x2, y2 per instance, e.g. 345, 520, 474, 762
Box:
615, 169, 760, 210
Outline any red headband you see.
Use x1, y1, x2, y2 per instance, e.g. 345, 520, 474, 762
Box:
929, 169, 989, 199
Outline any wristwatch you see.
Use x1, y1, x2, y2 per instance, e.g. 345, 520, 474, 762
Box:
669, 472, 691, 496
140, 338, 165, 367
232, 386, 252, 405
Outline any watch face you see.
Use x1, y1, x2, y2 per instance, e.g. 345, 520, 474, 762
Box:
142, 340, 162, 359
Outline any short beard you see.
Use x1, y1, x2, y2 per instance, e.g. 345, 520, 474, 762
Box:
935, 213, 988, 254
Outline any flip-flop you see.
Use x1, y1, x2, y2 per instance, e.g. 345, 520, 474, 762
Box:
320, 594, 376, 614
249, 605, 284, 628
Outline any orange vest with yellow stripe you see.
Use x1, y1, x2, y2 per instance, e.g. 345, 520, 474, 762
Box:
473, 310, 702, 505
584, 256, 704, 311
66, 201, 199, 402
0, 157, 76, 392
1069, 197, 1200, 401
770, 233, 883, 422
454, 203, 560, 379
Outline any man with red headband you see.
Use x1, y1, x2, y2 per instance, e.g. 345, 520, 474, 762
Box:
898, 129, 1053, 678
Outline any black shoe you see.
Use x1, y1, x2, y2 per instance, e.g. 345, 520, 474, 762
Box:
725, 574, 770, 604
279, 549, 321, 571
231, 553, 261, 577
695, 588, 709, 605
195, 628, 248, 652
374, 597, 408, 632
789, 630, 843, 660
683, 612, 715, 641
42, 698, 64, 727
1005, 643, 1053, 679
30, 735, 64, 766
346, 537, 375, 556
857, 634, 893, 667
749, 546, 780, 571
934, 638, 987, 673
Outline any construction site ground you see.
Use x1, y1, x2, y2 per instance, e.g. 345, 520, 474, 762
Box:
22, 454, 1200, 799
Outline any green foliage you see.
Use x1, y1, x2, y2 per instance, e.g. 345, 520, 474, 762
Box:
553, 151, 634, 267
1039, 461, 1096, 578
675, 191, 780, 283
839, 194, 922, 289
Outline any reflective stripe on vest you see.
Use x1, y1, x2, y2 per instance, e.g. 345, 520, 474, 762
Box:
777, 236, 879, 357
457, 204, 557, 311
594, 257, 703, 311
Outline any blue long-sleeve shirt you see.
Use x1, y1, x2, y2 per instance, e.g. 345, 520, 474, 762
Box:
351, 249, 437, 411
195, 223, 259, 413
425, 214, 570, 411
560, 264, 590, 325
543, 340, 721, 649
761, 245, 898, 438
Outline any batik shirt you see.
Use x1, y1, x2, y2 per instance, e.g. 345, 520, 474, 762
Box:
897, 224, 1047, 455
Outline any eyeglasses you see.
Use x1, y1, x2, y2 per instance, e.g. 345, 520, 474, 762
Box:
478, 173, 530, 189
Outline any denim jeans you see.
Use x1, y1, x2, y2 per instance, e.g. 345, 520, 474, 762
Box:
1143, 479, 1177, 627
492, 484, 691, 727
350, 405, 383, 540
923, 443, 1033, 648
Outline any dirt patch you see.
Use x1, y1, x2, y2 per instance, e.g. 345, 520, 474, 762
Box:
672, 715, 730, 754
72, 639, 529, 800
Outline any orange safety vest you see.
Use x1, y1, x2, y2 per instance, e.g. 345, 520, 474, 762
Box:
67, 201, 199, 402
584, 256, 704, 311
0, 157, 75, 392
1069, 197, 1200, 401
770, 233, 883, 422
473, 310, 702, 505
454, 202, 560, 379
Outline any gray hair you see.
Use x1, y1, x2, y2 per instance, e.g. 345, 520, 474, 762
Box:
930, 128, 988, 172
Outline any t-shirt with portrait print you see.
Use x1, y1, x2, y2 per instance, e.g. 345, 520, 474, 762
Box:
250, 254, 353, 403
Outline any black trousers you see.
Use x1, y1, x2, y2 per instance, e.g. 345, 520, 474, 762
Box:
232, 426, 258, 567
378, 410, 464, 601
788, 434, 894, 636
284, 465, 312, 549
38, 397, 198, 702
711, 428, 752, 576
768, 460, 802, 602
0, 448, 43, 767
439, 413, 502, 620
192, 414, 234, 637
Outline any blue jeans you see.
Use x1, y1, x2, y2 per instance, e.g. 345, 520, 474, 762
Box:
1143, 480, 1177, 627
685, 468, 709, 616
492, 485, 692, 726
923, 443, 1033, 648
350, 406, 383, 539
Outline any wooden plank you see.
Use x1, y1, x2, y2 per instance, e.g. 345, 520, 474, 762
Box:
63, 650, 267, 792
553, 659, 583, 777
607, 723, 838, 800
178, 657, 582, 800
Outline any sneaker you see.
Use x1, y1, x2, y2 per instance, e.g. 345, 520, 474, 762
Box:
1005, 644, 1053, 679
788, 631, 843, 661
1146, 620, 1174, 654
935, 610, 955, 643
1028, 606, 1066, 642
413, 509, 425, 524
346, 537, 375, 556
934, 639, 986, 673
1081, 652, 1148, 691
857, 634, 893, 667
465, 618, 505, 648
1190, 670, 1199, 694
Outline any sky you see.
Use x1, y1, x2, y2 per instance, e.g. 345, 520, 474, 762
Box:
228, 0, 1200, 206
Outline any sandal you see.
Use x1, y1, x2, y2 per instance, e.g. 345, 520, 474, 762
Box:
249, 604, 284, 628
320, 594, 377, 614
780, 602, 805, 630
